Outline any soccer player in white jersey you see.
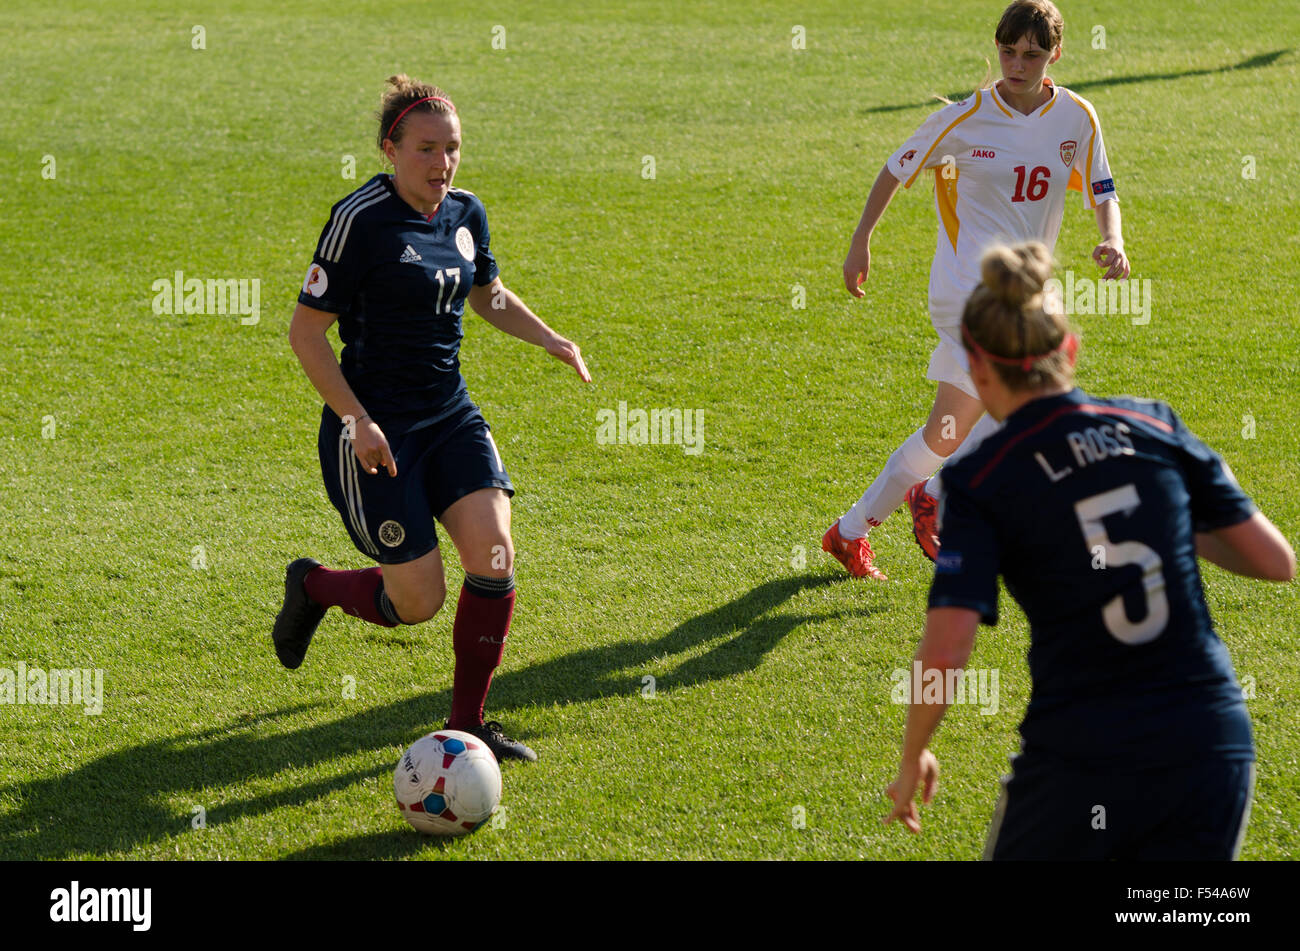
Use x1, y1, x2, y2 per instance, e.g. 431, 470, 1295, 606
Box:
823, 0, 1131, 580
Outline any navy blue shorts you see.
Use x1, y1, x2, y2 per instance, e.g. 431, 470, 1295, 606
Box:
317, 403, 514, 565
983, 750, 1255, 860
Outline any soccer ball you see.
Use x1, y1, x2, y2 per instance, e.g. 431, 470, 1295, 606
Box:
393, 730, 502, 835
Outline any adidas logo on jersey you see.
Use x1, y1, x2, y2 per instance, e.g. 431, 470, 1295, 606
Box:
399, 245, 422, 263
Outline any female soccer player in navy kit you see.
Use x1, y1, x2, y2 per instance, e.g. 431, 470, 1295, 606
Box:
882, 241, 1295, 858
823, 0, 1130, 580
272, 75, 591, 763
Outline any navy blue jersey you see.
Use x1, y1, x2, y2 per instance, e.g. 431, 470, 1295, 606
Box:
298, 174, 500, 435
929, 388, 1257, 769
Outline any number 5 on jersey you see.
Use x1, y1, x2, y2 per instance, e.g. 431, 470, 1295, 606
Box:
1074, 484, 1170, 645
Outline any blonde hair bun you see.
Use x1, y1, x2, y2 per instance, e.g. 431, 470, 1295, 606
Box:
979, 242, 1055, 308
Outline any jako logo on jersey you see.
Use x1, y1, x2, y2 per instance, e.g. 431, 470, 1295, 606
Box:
970, 148, 996, 159
399, 244, 422, 263
303, 263, 328, 298
455, 227, 475, 262
898, 149, 917, 168
1059, 139, 1077, 166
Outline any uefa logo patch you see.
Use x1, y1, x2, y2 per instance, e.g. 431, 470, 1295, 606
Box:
378, 520, 406, 548
455, 226, 475, 261
935, 551, 963, 574
303, 263, 328, 297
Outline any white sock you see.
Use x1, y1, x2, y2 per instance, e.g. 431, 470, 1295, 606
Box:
923, 413, 1001, 497
840, 427, 945, 538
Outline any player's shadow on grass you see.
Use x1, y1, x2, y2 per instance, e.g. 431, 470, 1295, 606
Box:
0, 571, 869, 859
489, 572, 873, 711
862, 49, 1292, 114
283, 829, 455, 860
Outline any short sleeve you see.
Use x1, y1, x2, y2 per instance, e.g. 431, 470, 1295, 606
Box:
1170, 412, 1257, 533
471, 198, 499, 287
927, 475, 1001, 625
888, 94, 980, 188
1071, 97, 1116, 209
297, 205, 371, 314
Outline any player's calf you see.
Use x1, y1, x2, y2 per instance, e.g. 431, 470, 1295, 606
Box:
446, 572, 517, 728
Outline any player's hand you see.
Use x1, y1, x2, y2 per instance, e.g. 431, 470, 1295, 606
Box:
843, 241, 871, 298
545, 335, 592, 382
351, 418, 397, 477
1093, 240, 1130, 281
884, 748, 940, 833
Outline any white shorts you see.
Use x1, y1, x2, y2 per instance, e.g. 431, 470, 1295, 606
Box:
926, 327, 978, 399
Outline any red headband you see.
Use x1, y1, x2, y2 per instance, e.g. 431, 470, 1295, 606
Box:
962, 322, 1078, 372
386, 95, 455, 139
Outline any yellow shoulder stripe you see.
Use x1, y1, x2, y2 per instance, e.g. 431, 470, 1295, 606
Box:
904, 92, 984, 189
1063, 91, 1099, 208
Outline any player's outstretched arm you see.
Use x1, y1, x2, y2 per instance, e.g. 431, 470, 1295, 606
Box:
844, 163, 903, 298
884, 606, 979, 833
467, 279, 591, 382
1196, 512, 1297, 581
288, 302, 397, 476
1092, 200, 1130, 280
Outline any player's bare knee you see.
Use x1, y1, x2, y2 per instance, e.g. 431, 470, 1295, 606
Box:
390, 584, 445, 624
491, 538, 515, 576
465, 536, 513, 577
395, 598, 438, 625
424, 577, 448, 618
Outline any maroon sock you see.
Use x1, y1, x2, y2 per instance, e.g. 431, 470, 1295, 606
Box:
304, 566, 400, 627
447, 574, 515, 730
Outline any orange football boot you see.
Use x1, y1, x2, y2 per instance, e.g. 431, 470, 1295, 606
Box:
822, 520, 887, 580
904, 481, 940, 563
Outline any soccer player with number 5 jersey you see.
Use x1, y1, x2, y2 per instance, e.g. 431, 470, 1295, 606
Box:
883, 240, 1295, 859
271, 76, 591, 763
825, 0, 1130, 580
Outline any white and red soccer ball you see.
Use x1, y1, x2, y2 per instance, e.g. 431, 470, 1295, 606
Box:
394, 730, 502, 835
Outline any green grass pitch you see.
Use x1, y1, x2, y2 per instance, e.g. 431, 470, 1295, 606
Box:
0, 0, 1296, 860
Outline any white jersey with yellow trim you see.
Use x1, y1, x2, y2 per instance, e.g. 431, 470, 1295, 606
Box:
888, 78, 1116, 328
